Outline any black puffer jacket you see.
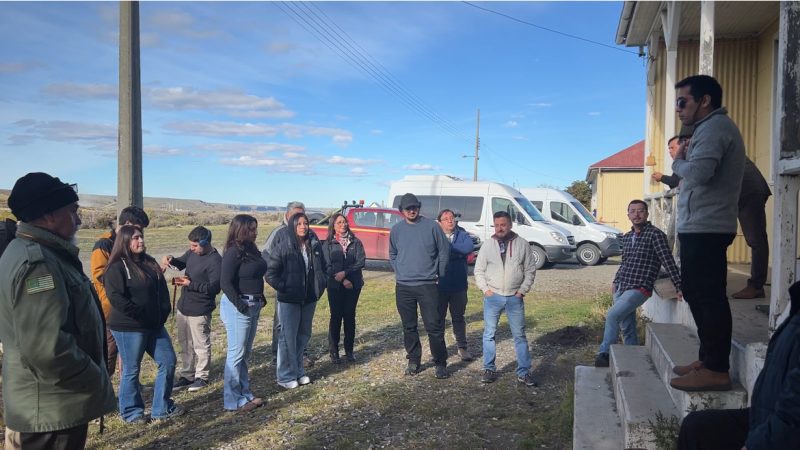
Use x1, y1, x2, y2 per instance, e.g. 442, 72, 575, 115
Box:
744, 281, 800, 450
265, 226, 326, 304
321, 234, 366, 291
104, 257, 171, 332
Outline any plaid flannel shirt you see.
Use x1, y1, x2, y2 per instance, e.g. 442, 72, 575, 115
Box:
613, 222, 681, 293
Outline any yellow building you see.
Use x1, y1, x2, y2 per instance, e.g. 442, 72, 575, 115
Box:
616, 1, 779, 264
586, 141, 644, 230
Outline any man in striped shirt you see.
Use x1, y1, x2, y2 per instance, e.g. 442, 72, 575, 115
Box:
595, 199, 682, 367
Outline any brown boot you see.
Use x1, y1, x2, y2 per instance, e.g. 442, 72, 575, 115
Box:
458, 348, 474, 361
669, 368, 732, 392
672, 360, 703, 376
731, 286, 765, 299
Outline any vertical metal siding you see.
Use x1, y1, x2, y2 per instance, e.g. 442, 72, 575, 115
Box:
597, 171, 645, 229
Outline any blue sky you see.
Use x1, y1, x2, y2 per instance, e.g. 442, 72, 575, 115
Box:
0, 1, 645, 207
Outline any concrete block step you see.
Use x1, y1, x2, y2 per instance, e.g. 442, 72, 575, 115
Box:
610, 344, 680, 450
573, 366, 623, 450
646, 323, 748, 416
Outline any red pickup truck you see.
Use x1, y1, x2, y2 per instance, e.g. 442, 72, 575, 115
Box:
310, 203, 479, 264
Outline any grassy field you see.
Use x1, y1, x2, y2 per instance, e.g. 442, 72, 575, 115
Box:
4, 226, 614, 449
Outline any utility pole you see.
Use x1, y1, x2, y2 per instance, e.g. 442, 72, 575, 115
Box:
473, 108, 480, 181
118, 1, 143, 220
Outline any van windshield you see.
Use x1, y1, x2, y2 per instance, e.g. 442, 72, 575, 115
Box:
571, 201, 597, 223
515, 197, 545, 221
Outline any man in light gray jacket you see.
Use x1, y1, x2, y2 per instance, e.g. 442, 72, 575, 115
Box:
475, 211, 538, 386
669, 74, 745, 392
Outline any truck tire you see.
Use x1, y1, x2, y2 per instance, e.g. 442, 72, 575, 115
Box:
577, 243, 601, 266
531, 245, 547, 270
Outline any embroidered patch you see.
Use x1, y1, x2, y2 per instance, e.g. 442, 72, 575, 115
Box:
26, 274, 55, 294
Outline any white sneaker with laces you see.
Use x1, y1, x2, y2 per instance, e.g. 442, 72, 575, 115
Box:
298, 375, 311, 385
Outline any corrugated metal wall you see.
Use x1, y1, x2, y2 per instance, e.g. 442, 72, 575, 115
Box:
597, 171, 645, 229
650, 39, 761, 263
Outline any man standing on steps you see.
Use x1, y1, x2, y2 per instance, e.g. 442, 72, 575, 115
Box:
594, 199, 682, 368
389, 193, 450, 379
475, 211, 538, 386
669, 74, 745, 392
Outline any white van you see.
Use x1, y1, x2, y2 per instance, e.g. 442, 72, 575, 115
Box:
388, 175, 576, 269
520, 188, 623, 266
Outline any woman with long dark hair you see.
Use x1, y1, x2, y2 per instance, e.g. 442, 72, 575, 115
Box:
104, 225, 183, 423
220, 214, 267, 413
321, 213, 365, 363
265, 213, 326, 389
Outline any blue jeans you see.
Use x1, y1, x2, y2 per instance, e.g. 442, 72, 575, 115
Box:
482, 294, 531, 377
277, 301, 317, 384
599, 289, 650, 354
220, 295, 262, 411
111, 326, 177, 422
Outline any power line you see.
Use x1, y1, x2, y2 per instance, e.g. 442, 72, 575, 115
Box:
275, 2, 471, 142
462, 1, 641, 56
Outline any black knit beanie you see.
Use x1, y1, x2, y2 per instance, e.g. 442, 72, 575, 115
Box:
8, 172, 79, 221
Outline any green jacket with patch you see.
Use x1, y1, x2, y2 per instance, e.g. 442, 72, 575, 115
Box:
0, 222, 116, 432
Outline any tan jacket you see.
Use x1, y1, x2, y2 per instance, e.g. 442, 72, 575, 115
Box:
474, 233, 536, 297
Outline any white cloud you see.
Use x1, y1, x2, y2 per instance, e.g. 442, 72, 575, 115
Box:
166, 121, 353, 146
266, 42, 299, 54
144, 145, 185, 156
326, 155, 378, 165
219, 156, 314, 173
10, 119, 116, 147
404, 163, 439, 171
370, 129, 384, 135
150, 10, 195, 28
350, 167, 368, 176
197, 142, 305, 157
0, 61, 44, 74
42, 83, 117, 99
504, 120, 518, 128
530, 102, 552, 107
146, 87, 295, 119
588, 111, 601, 116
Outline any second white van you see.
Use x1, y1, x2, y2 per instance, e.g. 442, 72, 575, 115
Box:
521, 188, 622, 266
388, 175, 576, 269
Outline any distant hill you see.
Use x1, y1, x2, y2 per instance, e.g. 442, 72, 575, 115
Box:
0, 189, 324, 213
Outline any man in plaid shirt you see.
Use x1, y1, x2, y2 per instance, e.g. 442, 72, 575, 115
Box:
595, 199, 682, 367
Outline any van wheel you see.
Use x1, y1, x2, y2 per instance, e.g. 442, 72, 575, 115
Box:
531, 245, 547, 270
577, 243, 601, 266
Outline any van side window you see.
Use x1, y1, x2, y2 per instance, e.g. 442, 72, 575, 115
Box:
550, 201, 583, 226
383, 212, 403, 229
392, 195, 483, 222
492, 197, 520, 223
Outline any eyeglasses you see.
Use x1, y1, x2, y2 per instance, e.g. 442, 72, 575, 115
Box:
675, 97, 688, 109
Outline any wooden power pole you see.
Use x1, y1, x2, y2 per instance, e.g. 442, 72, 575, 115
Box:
473, 108, 480, 181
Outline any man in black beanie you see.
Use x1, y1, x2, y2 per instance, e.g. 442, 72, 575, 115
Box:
0, 172, 116, 449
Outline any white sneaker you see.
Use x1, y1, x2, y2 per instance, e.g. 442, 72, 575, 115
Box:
278, 380, 299, 389
298, 375, 311, 386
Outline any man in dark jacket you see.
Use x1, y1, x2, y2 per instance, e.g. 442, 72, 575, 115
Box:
677, 280, 800, 449
436, 209, 475, 361
161, 226, 222, 392
0, 172, 116, 449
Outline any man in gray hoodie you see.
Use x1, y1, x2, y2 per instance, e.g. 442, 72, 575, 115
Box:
669, 75, 745, 392
389, 193, 450, 379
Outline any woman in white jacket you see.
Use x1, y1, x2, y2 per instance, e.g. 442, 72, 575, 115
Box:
474, 211, 538, 386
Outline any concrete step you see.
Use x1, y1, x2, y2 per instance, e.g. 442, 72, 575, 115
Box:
642, 288, 768, 391
610, 344, 680, 450
573, 366, 623, 450
645, 323, 748, 416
